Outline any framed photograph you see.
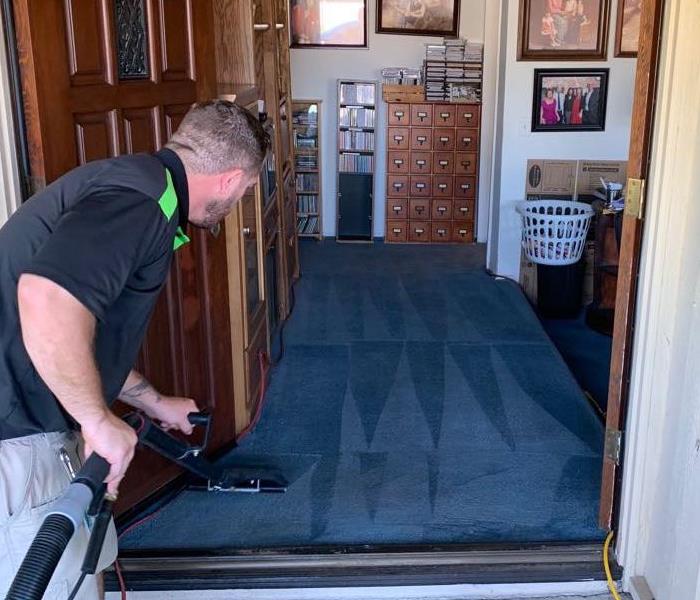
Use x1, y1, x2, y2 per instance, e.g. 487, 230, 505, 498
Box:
531, 68, 609, 132
376, 0, 459, 37
517, 0, 610, 60
614, 0, 642, 57
290, 0, 367, 48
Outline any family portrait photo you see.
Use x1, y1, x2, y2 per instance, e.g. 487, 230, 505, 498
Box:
615, 0, 642, 56
291, 0, 367, 47
376, 0, 460, 36
518, 0, 610, 60
532, 69, 609, 132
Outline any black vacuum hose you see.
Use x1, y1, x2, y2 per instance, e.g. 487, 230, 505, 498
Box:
5, 514, 76, 600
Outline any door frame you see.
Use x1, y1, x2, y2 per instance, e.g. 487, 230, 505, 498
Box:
613, 0, 696, 586
0, 0, 22, 223
597, 0, 665, 530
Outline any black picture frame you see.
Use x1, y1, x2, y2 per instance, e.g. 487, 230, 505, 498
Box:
290, 0, 368, 49
376, 0, 459, 37
531, 68, 609, 132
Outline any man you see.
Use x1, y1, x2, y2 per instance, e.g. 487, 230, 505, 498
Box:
0, 100, 268, 598
556, 86, 567, 123
582, 83, 600, 125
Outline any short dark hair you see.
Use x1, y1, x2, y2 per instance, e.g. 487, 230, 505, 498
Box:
166, 100, 270, 175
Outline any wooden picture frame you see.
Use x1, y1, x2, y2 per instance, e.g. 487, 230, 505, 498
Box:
290, 0, 368, 48
376, 0, 459, 37
517, 0, 610, 61
531, 68, 609, 132
614, 0, 642, 57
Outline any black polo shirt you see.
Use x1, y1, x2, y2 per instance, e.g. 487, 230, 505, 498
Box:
0, 149, 190, 440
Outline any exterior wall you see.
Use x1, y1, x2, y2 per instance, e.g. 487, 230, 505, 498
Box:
618, 2, 700, 598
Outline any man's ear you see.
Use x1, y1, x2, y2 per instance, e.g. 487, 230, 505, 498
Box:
219, 168, 246, 195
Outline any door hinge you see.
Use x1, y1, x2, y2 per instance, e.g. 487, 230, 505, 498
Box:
624, 177, 645, 219
605, 428, 623, 464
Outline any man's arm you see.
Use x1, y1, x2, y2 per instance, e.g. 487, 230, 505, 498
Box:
119, 370, 197, 434
17, 274, 137, 495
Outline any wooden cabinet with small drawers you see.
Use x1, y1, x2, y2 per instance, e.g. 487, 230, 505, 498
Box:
385, 101, 479, 244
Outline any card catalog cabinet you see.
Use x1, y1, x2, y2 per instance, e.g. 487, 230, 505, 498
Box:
385, 102, 480, 244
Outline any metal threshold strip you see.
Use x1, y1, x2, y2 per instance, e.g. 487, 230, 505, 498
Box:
106, 541, 619, 591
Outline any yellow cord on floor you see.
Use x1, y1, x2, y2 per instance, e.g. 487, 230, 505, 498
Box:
604, 530, 623, 600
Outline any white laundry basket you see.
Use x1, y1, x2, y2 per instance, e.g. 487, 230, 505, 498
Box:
516, 200, 594, 266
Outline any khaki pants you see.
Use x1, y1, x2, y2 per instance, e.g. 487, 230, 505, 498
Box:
0, 432, 118, 599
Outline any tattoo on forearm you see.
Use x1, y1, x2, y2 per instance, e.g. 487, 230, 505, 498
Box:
121, 376, 162, 405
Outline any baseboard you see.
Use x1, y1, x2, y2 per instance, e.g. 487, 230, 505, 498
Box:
629, 575, 655, 600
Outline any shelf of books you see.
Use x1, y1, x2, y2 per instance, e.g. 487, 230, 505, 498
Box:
292, 100, 322, 239
337, 80, 376, 241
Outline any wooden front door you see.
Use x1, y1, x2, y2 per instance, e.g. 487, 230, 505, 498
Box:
12, 0, 236, 513
599, 0, 665, 529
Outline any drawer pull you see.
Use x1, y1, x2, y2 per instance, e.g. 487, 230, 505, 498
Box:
393, 182, 404, 189
440, 112, 450, 119
393, 205, 403, 212
254, 23, 271, 31
417, 111, 427, 118
393, 135, 404, 142
438, 183, 448, 190
463, 112, 473, 119
461, 183, 471, 190
392, 228, 402, 234
395, 111, 405, 118
415, 183, 426, 190
461, 161, 472, 167
438, 206, 447, 213
459, 206, 469, 213
275, 23, 285, 30
415, 206, 425, 214
393, 159, 404, 166
437, 228, 447, 235
416, 160, 426, 167
459, 229, 468, 235
439, 160, 449, 167
462, 137, 472, 144
415, 228, 425, 234
439, 136, 449, 143
417, 136, 427, 143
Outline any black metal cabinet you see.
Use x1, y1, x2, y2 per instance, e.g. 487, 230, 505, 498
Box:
338, 173, 373, 240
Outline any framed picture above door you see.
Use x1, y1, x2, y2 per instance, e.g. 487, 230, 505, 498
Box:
376, 0, 460, 37
517, 0, 611, 60
614, 0, 642, 57
290, 0, 368, 48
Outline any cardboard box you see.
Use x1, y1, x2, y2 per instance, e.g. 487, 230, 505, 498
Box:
576, 160, 628, 196
526, 159, 578, 196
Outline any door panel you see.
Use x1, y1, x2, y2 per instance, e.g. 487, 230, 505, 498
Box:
63, 0, 111, 86
122, 107, 160, 154
158, 0, 194, 81
74, 110, 119, 163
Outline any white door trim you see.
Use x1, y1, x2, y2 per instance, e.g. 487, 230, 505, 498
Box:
0, 8, 22, 225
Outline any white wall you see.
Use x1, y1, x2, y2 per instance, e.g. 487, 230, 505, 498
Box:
290, 0, 486, 239
616, 2, 700, 598
490, 0, 637, 279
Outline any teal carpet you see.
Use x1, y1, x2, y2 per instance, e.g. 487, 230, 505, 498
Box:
120, 242, 606, 551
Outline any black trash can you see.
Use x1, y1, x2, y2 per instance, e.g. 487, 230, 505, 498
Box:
537, 259, 585, 318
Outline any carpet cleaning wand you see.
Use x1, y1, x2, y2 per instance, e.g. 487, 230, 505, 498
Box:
5, 452, 110, 600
